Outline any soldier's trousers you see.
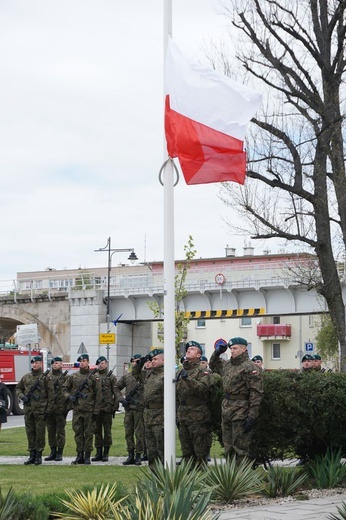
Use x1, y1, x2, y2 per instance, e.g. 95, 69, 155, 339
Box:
94, 411, 113, 447
72, 411, 94, 452
123, 408, 144, 453
46, 413, 66, 448
222, 419, 252, 459
179, 421, 209, 465
145, 423, 164, 467
24, 410, 46, 452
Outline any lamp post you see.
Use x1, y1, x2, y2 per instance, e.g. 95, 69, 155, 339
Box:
95, 237, 138, 363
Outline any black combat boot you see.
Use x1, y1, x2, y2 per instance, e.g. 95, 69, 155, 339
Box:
102, 447, 110, 462
44, 447, 57, 461
34, 451, 43, 465
91, 448, 103, 462
84, 452, 91, 465
24, 451, 36, 465
122, 450, 135, 465
141, 450, 148, 461
71, 452, 84, 465
55, 448, 63, 461
135, 453, 142, 466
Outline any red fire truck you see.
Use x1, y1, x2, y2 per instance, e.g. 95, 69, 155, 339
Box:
0, 344, 51, 415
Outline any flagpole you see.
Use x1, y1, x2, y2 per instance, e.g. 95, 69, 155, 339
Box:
163, 0, 176, 466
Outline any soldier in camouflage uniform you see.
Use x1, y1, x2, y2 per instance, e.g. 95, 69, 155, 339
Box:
176, 341, 210, 467
44, 356, 68, 462
91, 355, 122, 462
16, 355, 54, 465
133, 348, 165, 469
117, 354, 145, 466
63, 353, 101, 465
209, 337, 263, 460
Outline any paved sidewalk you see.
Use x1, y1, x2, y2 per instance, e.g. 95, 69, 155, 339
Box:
217, 493, 346, 519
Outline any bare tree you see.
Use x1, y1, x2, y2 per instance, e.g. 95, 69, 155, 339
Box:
218, 0, 346, 370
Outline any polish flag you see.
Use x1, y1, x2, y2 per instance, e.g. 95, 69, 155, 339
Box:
164, 39, 262, 185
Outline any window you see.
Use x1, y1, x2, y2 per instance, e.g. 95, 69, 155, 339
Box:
272, 343, 281, 359
273, 316, 281, 324
241, 317, 252, 327
247, 342, 252, 359
196, 319, 206, 328
309, 315, 315, 328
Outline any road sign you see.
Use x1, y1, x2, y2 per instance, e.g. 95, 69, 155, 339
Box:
305, 342, 314, 352
214, 338, 227, 350
16, 324, 39, 346
99, 333, 116, 345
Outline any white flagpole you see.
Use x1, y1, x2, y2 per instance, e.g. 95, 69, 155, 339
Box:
163, 0, 176, 466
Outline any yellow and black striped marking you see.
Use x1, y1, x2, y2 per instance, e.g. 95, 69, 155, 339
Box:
184, 308, 266, 319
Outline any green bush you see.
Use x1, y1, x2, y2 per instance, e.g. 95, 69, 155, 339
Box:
307, 447, 346, 488
204, 456, 263, 503
251, 371, 346, 463
0, 486, 17, 520
11, 492, 51, 520
328, 501, 346, 520
262, 466, 308, 497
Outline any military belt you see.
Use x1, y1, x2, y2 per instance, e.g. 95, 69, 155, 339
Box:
145, 402, 163, 409
179, 399, 205, 406
224, 393, 249, 401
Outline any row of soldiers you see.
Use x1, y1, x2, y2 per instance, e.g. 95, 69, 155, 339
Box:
16, 336, 264, 468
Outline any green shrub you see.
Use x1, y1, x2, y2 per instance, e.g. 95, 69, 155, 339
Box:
307, 447, 346, 488
204, 456, 263, 503
251, 371, 346, 462
11, 492, 50, 520
0, 486, 17, 520
262, 466, 308, 497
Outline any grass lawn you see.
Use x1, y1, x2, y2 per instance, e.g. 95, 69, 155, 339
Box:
0, 414, 223, 496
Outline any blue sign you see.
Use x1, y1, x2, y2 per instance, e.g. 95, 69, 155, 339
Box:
214, 338, 227, 350
305, 342, 314, 352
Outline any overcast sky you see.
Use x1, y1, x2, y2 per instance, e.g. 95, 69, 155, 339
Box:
0, 0, 278, 284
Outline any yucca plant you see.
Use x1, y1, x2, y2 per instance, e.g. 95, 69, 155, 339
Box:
307, 448, 346, 489
117, 459, 219, 520
137, 458, 207, 495
53, 483, 127, 519
0, 486, 17, 520
328, 501, 346, 520
262, 465, 308, 498
120, 480, 219, 520
204, 456, 264, 503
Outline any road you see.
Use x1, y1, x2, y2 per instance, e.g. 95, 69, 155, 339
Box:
2, 411, 73, 429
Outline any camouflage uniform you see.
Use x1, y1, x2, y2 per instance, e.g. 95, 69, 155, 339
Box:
63, 368, 101, 460
117, 371, 145, 455
45, 368, 68, 459
93, 367, 122, 458
16, 368, 54, 458
141, 365, 165, 467
209, 350, 263, 459
176, 360, 210, 466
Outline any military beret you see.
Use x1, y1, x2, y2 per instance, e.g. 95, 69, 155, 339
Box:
302, 354, 314, 362
200, 355, 208, 362
51, 356, 63, 363
313, 354, 322, 360
252, 355, 263, 362
185, 340, 203, 354
228, 337, 248, 347
96, 355, 107, 365
31, 355, 42, 363
131, 354, 142, 362
77, 353, 89, 361
149, 348, 164, 360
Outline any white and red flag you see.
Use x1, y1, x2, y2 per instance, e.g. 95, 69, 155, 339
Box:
164, 38, 262, 185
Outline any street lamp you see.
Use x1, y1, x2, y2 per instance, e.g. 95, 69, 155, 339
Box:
95, 237, 138, 363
